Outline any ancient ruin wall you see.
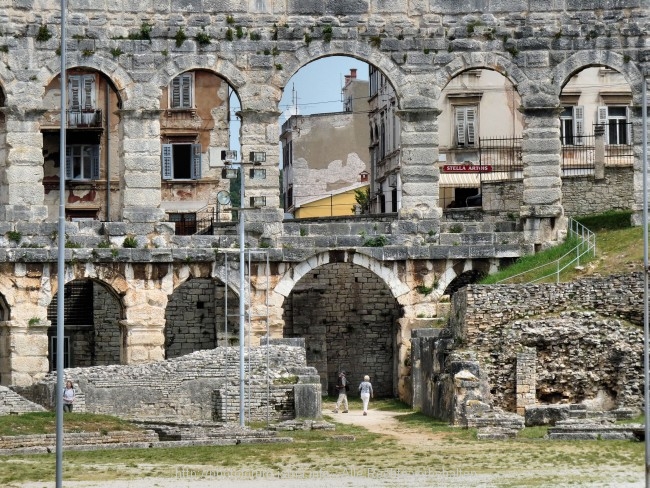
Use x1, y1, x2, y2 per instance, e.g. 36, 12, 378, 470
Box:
448, 273, 644, 411
16, 345, 317, 422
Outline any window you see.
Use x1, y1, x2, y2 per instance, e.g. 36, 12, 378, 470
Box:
161, 143, 202, 180
455, 106, 477, 147
65, 145, 100, 180
49, 336, 70, 371
68, 74, 96, 125
48, 280, 94, 326
598, 105, 630, 145
170, 73, 193, 109
560, 106, 584, 145
168, 213, 197, 235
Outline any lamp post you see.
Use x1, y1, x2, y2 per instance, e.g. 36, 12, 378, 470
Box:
56, 2, 67, 487
220, 150, 266, 427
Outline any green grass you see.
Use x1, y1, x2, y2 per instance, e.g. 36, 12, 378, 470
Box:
0, 412, 141, 436
480, 235, 583, 284
481, 210, 642, 285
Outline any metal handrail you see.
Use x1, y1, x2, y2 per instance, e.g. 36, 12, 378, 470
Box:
496, 218, 596, 284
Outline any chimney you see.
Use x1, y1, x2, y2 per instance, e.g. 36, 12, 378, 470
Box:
350, 68, 357, 79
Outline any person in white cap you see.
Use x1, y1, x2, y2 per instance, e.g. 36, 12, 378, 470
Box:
358, 375, 374, 416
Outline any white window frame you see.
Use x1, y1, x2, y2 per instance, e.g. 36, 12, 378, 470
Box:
169, 73, 194, 109
455, 105, 477, 147
560, 105, 584, 146
65, 145, 100, 181
161, 143, 202, 180
598, 105, 630, 145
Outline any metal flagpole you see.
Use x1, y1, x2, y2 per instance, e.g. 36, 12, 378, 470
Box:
642, 77, 649, 488
56, 1, 67, 486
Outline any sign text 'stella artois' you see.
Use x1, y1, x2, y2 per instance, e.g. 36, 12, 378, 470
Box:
441, 164, 492, 173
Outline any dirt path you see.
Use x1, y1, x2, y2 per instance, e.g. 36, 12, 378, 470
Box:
322, 403, 440, 446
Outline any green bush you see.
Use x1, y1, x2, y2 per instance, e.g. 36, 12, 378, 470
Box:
575, 210, 632, 231
122, 236, 138, 248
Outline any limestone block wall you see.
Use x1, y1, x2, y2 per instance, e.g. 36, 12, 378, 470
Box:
482, 167, 635, 219
283, 262, 400, 398
92, 283, 122, 366
15, 345, 317, 422
0, 385, 46, 415
448, 273, 644, 412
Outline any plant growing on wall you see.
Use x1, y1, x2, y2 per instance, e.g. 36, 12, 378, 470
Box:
195, 30, 211, 45
174, 27, 187, 47
7, 231, 21, 244
36, 25, 52, 42
122, 235, 138, 248
322, 25, 332, 43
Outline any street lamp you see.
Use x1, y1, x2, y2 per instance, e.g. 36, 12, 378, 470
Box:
221, 149, 267, 427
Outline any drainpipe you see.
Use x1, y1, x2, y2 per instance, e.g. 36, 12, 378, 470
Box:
105, 84, 110, 221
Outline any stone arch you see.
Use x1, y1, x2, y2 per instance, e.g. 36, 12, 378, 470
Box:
155, 58, 247, 94
164, 264, 239, 358
275, 250, 410, 301
437, 53, 530, 100
277, 251, 407, 398
551, 51, 646, 103
439, 259, 491, 296
0, 292, 9, 322
46, 277, 124, 369
274, 47, 409, 113
42, 57, 131, 106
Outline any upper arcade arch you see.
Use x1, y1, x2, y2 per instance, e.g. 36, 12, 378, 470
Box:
551, 51, 646, 105
274, 250, 411, 304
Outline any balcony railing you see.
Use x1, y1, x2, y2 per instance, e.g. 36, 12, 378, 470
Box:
67, 109, 102, 128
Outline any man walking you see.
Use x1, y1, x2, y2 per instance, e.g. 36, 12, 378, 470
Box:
334, 371, 349, 413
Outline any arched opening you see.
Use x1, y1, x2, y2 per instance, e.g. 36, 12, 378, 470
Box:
438, 68, 523, 210
282, 262, 401, 397
279, 56, 400, 218
164, 278, 238, 359
41, 68, 123, 222
443, 268, 487, 296
160, 69, 238, 234
559, 66, 633, 216
46, 279, 123, 369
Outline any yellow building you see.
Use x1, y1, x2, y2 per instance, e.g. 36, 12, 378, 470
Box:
293, 184, 370, 219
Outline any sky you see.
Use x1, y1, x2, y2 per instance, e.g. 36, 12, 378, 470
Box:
229, 56, 370, 159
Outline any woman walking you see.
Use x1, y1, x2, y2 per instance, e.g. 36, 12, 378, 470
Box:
358, 375, 373, 416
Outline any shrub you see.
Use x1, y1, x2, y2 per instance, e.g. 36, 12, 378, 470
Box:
36, 25, 52, 42
174, 27, 187, 47
122, 236, 138, 248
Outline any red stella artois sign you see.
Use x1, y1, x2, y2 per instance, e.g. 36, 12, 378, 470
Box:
442, 164, 492, 173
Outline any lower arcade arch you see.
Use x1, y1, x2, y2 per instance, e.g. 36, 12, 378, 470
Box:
46, 279, 124, 369
282, 262, 402, 398
164, 278, 238, 359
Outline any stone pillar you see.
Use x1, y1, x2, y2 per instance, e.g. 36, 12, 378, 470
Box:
520, 106, 566, 247
119, 109, 165, 224
120, 321, 165, 364
395, 108, 442, 220
2, 322, 49, 387
0, 108, 48, 222
516, 347, 536, 415
238, 108, 283, 240
594, 124, 605, 181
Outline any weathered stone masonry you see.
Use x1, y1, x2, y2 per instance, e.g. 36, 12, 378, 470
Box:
412, 273, 645, 419
0, 2, 647, 404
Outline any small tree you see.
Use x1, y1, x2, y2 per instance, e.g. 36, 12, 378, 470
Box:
353, 187, 370, 214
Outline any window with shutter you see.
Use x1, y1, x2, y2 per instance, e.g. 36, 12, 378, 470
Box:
161, 143, 202, 180
65, 145, 100, 180
572, 106, 584, 146
455, 106, 477, 147
170, 73, 193, 109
